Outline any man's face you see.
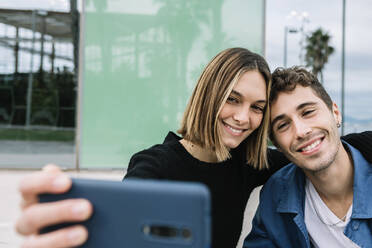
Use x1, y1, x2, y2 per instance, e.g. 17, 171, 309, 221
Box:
270, 86, 342, 173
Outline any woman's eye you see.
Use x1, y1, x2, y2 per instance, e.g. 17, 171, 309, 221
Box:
252, 105, 264, 112
227, 97, 238, 103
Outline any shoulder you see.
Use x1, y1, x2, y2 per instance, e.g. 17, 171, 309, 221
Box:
125, 132, 183, 179
260, 163, 297, 199
130, 143, 172, 165
132, 131, 182, 162
342, 131, 372, 149
342, 131, 372, 142
251, 164, 299, 229
342, 131, 372, 164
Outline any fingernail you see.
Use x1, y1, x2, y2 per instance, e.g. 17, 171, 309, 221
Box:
72, 202, 89, 217
53, 175, 69, 189
68, 228, 86, 244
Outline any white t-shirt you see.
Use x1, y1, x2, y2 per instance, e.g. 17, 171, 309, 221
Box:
304, 179, 360, 248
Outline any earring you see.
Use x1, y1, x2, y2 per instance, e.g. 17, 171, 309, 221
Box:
337, 122, 341, 128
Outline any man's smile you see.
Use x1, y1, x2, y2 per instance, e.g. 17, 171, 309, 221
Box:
295, 135, 325, 155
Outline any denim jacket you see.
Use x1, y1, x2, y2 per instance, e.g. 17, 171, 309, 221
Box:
243, 142, 372, 248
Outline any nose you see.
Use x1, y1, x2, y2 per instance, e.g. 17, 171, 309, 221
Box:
232, 106, 250, 125
293, 118, 312, 139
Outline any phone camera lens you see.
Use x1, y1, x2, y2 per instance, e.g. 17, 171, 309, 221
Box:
142, 225, 150, 235
181, 228, 192, 239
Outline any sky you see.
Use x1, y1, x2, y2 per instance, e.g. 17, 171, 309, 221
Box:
266, 0, 372, 92
0, 0, 371, 132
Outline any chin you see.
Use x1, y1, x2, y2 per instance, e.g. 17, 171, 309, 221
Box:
223, 140, 240, 149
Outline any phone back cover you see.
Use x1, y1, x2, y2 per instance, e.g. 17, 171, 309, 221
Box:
40, 178, 211, 248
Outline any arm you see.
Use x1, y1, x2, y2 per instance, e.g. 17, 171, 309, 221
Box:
252, 148, 290, 186
267, 148, 290, 171
342, 131, 372, 163
15, 164, 93, 248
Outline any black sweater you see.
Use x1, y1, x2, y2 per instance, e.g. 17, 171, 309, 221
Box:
124, 131, 372, 248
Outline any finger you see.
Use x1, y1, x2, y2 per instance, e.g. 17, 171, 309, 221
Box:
21, 225, 88, 248
16, 199, 92, 235
20, 166, 70, 195
42, 164, 63, 173
19, 171, 72, 209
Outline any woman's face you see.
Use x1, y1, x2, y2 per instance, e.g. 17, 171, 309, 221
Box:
218, 70, 267, 149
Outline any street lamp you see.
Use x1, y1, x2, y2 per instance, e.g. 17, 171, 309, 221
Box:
283, 11, 309, 68
283, 26, 298, 68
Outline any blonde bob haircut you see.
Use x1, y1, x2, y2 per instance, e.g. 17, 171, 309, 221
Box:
178, 47, 271, 170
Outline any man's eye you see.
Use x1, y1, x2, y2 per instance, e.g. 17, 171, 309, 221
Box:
277, 122, 288, 130
303, 109, 315, 116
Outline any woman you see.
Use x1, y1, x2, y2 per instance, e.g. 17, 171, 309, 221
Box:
16, 48, 372, 248
125, 48, 273, 248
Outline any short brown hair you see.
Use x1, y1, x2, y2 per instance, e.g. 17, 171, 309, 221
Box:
270, 66, 333, 141
178, 47, 271, 169
270, 66, 332, 108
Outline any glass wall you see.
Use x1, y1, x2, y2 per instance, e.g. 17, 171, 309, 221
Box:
80, 0, 265, 168
0, 2, 78, 168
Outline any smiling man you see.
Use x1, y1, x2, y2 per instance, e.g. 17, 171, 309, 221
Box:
243, 67, 372, 248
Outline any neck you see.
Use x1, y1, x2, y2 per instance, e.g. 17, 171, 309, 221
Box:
180, 139, 219, 163
305, 143, 354, 218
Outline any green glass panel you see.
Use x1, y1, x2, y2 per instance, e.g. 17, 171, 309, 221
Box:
80, 0, 265, 168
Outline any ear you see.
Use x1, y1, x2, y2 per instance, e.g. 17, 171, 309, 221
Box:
331, 102, 342, 125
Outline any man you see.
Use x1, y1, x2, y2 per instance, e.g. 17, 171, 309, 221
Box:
244, 67, 372, 248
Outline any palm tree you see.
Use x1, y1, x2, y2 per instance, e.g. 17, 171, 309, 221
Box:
304, 28, 335, 83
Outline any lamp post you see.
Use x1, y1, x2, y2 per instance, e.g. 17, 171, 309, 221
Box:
341, 0, 346, 135
283, 11, 309, 68
283, 26, 298, 68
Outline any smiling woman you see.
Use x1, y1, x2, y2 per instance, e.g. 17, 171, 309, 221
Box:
126, 48, 273, 248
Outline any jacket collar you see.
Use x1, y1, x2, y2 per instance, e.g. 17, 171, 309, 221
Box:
276, 142, 372, 219
276, 164, 306, 215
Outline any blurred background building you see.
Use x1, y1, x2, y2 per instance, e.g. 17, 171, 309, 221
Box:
0, 0, 371, 169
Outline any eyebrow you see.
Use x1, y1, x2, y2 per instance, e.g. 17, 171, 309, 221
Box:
230, 90, 242, 97
230, 90, 266, 104
271, 101, 317, 127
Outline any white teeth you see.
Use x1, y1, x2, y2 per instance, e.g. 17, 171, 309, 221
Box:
301, 139, 321, 152
226, 124, 243, 133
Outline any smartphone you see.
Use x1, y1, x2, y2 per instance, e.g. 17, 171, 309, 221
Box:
39, 178, 211, 248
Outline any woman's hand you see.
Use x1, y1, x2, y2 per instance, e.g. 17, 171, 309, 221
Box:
15, 164, 93, 248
